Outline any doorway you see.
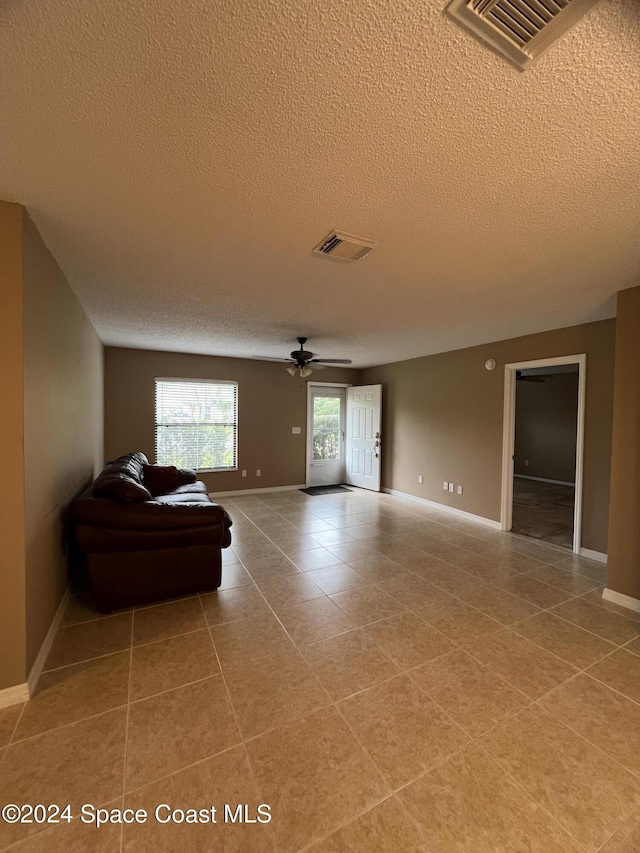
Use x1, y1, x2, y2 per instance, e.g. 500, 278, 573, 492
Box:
307, 385, 347, 487
306, 382, 383, 491
501, 355, 586, 553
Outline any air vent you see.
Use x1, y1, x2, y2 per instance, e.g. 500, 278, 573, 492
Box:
446, 0, 602, 70
313, 231, 378, 262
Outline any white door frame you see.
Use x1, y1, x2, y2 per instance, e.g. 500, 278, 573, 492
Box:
500, 353, 587, 553
305, 382, 352, 487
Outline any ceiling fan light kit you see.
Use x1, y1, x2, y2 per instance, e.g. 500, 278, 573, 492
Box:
287, 364, 313, 378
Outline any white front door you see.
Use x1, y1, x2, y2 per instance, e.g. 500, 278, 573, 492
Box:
307, 387, 346, 487
346, 384, 382, 491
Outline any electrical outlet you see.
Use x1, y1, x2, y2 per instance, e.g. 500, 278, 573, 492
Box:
443, 481, 449, 490
457, 485, 463, 495
292, 426, 301, 434
241, 470, 247, 477
418, 475, 423, 484
256, 469, 261, 476
448, 482, 454, 492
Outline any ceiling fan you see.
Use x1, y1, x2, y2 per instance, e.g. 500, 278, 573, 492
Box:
253, 337, 352, 377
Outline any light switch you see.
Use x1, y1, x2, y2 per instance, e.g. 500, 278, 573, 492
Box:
292, 426, 301, 434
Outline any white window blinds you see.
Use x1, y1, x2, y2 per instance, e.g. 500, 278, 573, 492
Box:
154, 378, 238, 471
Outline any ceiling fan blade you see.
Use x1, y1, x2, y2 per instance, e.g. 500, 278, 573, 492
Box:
251, 356, 295, 363
309, 359, 353, 364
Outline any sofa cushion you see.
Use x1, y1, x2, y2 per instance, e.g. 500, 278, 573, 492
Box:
71, 494, 232, 531
143, 464, 180, 495
177, 467, 198, 485
154, 481, 209, 498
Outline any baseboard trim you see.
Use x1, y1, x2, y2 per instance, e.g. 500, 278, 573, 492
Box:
0, 586, 70, 708
208, 484, 307, 498
602, 587, 640, 614
580, 548, 608, 564
514, 474, 575, 487
27, 586, 70, 697
381, 488, 501, 530
0, 682, 30, 710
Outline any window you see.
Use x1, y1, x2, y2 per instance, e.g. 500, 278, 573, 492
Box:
312, 395, 342, 461
155, 378, 238, 471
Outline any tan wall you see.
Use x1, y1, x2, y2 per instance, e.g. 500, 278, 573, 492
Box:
607, 286, 640, 599
105, 347, 361, 492
363, 319, 615, 553
0, 202, 27, 690
514, 372, 579, 484
22, 211, 104, 672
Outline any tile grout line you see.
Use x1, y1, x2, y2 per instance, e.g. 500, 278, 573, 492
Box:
414, 581, 638, 681
532, 679, 640, 781
8, 702, 132, 748
0, 702, 28, 773
537, 602, 638, 645
392, 598, 640, 835
39, 622, 218, 678
38, 574, 633, 830
297, 551, 601, 853
57, 608, 133, 630
121, 742, 246, 801
403, 649, 534, 717
209, 510, 401, 851
620, 636, 640, 655
194, 594, 264, 816
424, 556, 603, 602
46, 506, 631, 744
226, 505, 635, 744
569, 654, 640, 711
15, 491, 618, 852
594, 809, 639, 852
474, 741, 593, 853
292, 793, 399, 853
119, 605, 135, 853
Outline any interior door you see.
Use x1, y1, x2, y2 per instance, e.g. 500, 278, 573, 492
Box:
346, 384, 382, 491
308, 388, 346, 487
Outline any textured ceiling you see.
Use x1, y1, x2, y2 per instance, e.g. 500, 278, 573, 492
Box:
1, 0, 639, 368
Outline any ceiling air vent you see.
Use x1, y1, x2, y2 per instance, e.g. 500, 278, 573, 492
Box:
446, 0, 603, 70
313, 231, 378, 262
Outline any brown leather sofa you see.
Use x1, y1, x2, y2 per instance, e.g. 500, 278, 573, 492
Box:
69, 452, 232, 612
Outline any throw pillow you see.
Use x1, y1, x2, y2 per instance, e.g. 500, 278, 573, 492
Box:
143, 464, 180, 495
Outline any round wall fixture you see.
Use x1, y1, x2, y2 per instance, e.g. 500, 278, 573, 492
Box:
485, 359, 496, 371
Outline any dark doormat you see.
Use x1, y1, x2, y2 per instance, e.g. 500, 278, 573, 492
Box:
300, 485, 352, 496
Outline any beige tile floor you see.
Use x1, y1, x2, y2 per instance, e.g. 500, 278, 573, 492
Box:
2, 490, 640, 852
